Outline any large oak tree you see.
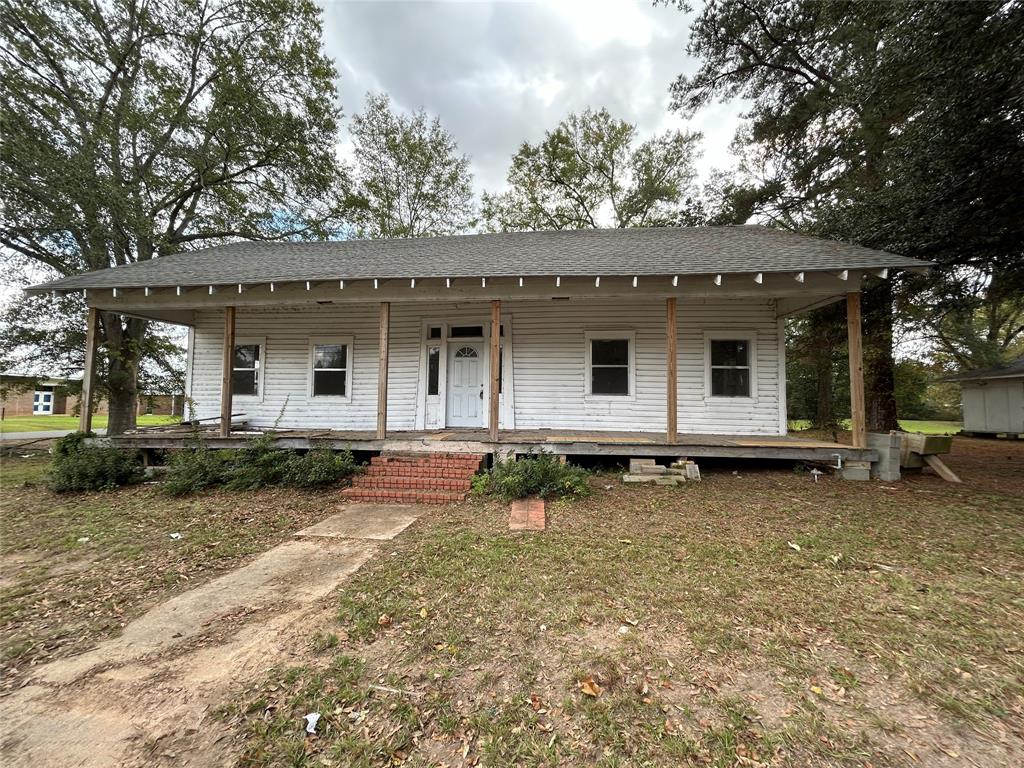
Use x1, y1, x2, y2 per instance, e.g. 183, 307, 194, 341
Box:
0, 0, 348, 433
669, 0, 1024, 429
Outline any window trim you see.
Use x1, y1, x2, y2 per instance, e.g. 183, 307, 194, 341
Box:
232, 336, 265, 401
307, 336, 353, 401
703, 331, 757, 402
584, 330, 636, 401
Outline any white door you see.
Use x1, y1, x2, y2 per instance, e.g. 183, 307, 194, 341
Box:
33, 391, 53, 415
447, 343, 484, 427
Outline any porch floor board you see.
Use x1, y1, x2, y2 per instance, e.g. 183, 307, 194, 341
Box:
100, 426, 877, 463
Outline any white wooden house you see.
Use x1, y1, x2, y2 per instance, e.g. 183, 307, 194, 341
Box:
29, 226, 929, 477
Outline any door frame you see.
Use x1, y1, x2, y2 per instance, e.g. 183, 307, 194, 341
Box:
415, 314, 515, 430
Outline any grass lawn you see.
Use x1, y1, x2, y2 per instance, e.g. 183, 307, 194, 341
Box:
222, 438, 1024, 768
789, 419, 962, 435
0, 413, 179, 434
0, 455, 340, 688
2, 439, 1021, 766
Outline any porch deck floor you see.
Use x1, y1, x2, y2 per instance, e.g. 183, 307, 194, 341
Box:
103, 426, 875, 462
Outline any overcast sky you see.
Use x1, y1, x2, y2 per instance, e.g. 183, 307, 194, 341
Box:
319, 0, 746, 192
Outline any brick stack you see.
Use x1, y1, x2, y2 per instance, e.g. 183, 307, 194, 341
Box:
342, 452, 485, 503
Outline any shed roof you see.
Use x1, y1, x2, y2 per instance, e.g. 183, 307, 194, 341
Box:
27, 225, 929, 293
943, 357, 1024, 381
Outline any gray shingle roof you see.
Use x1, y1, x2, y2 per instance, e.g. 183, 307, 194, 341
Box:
943, 357, 1024, 381
27, 225, 930, 293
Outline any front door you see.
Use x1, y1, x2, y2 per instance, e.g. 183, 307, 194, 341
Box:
447, 343, 484, 427
32, 391, 54, 415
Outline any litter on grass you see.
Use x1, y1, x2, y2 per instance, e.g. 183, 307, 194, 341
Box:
169, 532, 183, 540
303, 712, 320, 734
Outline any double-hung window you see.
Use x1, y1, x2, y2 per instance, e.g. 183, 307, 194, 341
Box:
707, 336, 754, 398
232, 340, 263, 397
310, 338, 352, 398
586, 332, 634, 397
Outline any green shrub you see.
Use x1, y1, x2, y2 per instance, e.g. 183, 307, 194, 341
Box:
164, 445, 232, 496
47, 432, 144, 492
281, 448, 358, 488
476, 453, 590, 501
222, 433, 292, 490
164, 435, 358, 495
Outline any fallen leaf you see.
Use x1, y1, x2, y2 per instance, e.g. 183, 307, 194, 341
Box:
579, 676, 602, 698
378, 614, 392, 627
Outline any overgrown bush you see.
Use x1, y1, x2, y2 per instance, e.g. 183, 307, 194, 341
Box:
164, 444, 231, 495
164, 434, 358, 495
47, 432, 144, 492
222, 433, 291, 490
282, 448, 358, 488
474, 453, 590, 500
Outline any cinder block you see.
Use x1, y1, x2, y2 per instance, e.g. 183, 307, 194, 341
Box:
629, 458, 657, 473
655, 476, 682, 486
685, 463, 701, 481
841, 461, 871, 481
638, 464, 666, 475
622, 474, 660, 483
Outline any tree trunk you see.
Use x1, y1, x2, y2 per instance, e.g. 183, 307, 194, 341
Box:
101, 312, 147, 435
862, 280, 899, 432
813, 346, 834, 429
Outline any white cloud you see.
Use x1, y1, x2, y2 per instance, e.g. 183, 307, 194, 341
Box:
318, 0, 743, 192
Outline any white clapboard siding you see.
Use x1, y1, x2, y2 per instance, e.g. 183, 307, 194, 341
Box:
189, 297, 783, 435
511, 298, 780, 435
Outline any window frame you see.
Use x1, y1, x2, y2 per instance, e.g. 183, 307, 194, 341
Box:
231, 337, 265, 401
307, 336, 353, 401
584, 330, 636, 401
703, 331, 757, 401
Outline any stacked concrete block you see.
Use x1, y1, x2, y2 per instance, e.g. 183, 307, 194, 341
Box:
622, 458, 701, 485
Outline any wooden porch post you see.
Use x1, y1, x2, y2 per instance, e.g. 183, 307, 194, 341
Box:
666, 297, 678, 444
489, 299, 501, 442
377, 301, 390, 439
220, 306, 236, 437
846, 292, 867, 448
79, 306, 101, 433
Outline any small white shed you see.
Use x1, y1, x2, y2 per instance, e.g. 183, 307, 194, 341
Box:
948, 358, 1024, 438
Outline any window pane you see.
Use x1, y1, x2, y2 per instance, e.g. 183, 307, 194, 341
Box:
591, 339, 629, 366
592, 366, 629, 395
232, 370, 258, 396
313, 369, 347, 396
711, 368, 749, 397
450, 325, 483, 338
710, 340, 748, 367
314, 344, 346, 370
428, 326, 442, 339
233, 344, 259, 369
427, 347, 440, 396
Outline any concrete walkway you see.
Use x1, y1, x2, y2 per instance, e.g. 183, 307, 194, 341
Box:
0, 503, 426, 768
0, 428, 107, 443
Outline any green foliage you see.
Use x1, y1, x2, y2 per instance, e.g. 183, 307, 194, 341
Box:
281, 448, 358, 489
164, 434, 358, 496
482, 107, 701, 231
1, 0, 347, 431
163, 445, 231, 496
348, 92, 475, 238
672, 0, 1024, 426
474, 454, 590, 501
46, 432, 143, 492
222, 434, 292, 491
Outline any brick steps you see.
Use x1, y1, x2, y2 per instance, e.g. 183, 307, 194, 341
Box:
343, 452, 484, 504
